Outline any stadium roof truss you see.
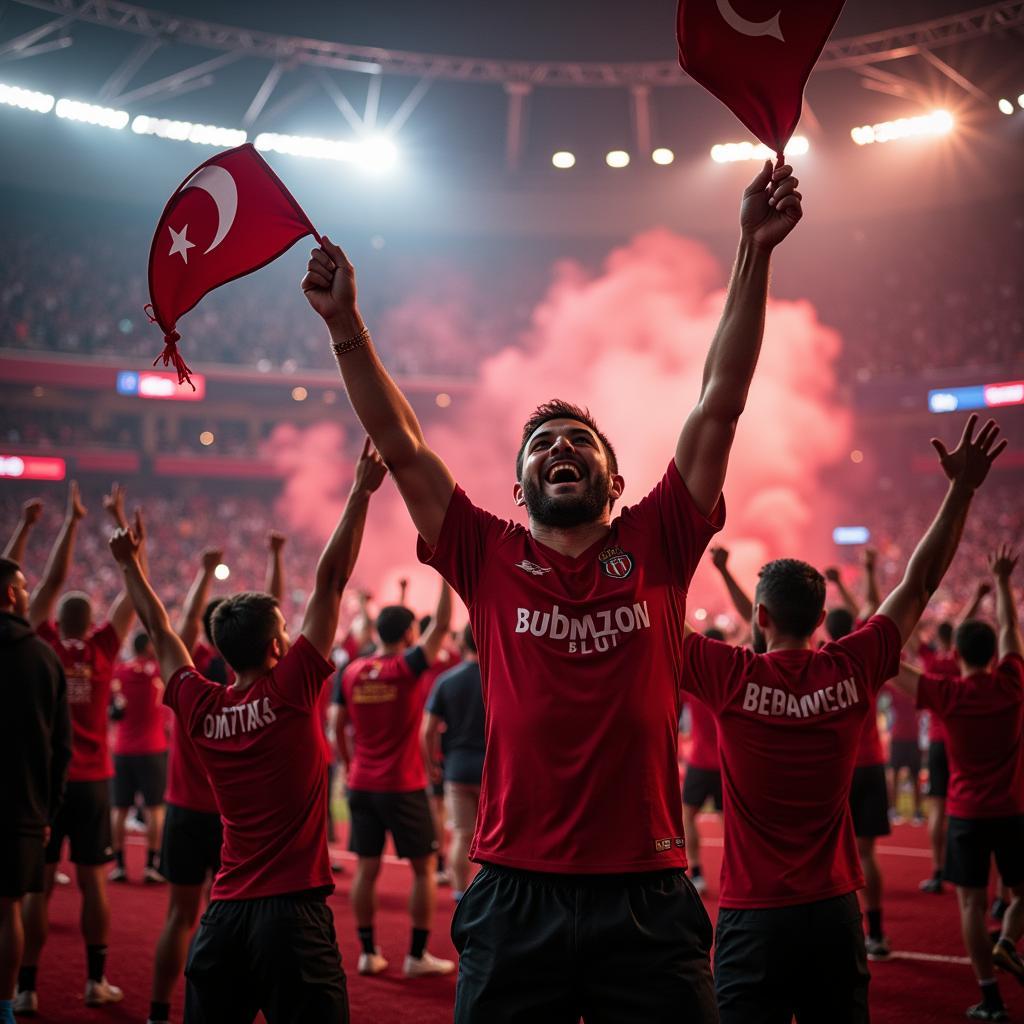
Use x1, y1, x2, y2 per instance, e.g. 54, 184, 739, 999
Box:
5, 0, 1024, 167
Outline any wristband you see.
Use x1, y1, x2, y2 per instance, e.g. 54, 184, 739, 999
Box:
330, 326, 370, 358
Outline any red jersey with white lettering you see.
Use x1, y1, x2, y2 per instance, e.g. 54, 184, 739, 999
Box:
164, 636, 334, 900
338, 647, 430, 792
919, 645, 958, 744
917, 656, 1024, 819
164, 642, 219, 814
113, 657, 168, 755
685, 698, 720, 771
37, 620, 120, 782
418, 461, 723, 873
886, 683, 920, 744
682, 615, 902, 908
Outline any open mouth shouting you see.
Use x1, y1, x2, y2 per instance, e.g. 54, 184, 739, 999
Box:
545, 459, 586, 489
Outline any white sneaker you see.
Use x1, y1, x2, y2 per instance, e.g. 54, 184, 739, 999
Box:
84, 977, 124, 1006
143, 865, 165, 884
435, 869, 451, 887
13, 988, 38, 1014
55, 871, 71, 885
357, 949, 389, 976
403, 950, 455, 978
107, 865, 127, 883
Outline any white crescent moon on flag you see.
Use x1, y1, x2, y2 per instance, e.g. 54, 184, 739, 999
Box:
181, 165, 238, 255
715, 0, 784, 41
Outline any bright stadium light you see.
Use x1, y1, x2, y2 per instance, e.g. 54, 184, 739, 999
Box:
55, 97, 129, 130
998, 98, 1015, 115
0, 82, 54, 114
132, 114, 246, 148
710, 136, 808, 163
552, 150, 576, 169
850, 109, 953, 146
357, 135, 398, 172
255, 131, 398, 171
652, 147, 675, 165
606, 150, 630, 168
214, 563, 230, 581
1019, 93, 1024, 110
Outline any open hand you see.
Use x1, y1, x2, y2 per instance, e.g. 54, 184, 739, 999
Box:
989, 544, 1018, 581
741, 160, 803, 251
102, 483, 128, 527
931, 414, 1007, 491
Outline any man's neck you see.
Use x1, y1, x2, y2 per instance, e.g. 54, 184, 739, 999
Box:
528, 517, 612, 559
765, 636, 814, 653
231, 665, 270, 693
379, 642, 407, 657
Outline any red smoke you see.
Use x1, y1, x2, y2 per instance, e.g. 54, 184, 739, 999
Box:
266, 228, 850, 621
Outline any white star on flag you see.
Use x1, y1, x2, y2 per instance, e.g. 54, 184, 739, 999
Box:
168, 224, 195, 263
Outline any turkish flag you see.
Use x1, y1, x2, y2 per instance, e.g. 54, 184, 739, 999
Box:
146, 143, 319, 388
677, 0, 845, 154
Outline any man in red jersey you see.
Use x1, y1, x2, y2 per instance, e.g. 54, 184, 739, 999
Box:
335, 580, 453, 978
108, 439, 385, 1024
893, 545, 1024, 1023
17, 483, 138, 1014
683, 416, 1005, 1024
109, 632, 168, 885
303, 160, 804, 1020
886, 682, 923, 824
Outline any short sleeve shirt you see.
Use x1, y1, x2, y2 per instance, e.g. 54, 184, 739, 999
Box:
685, 697, 720, 772
37, 621, 120, 782
918, 644, 959, 743
426, 661, 486, 785
164, 636, 335, 901
418, 460, 724, 873
886, 684, 920, 744
682, 615, 902, 908
113, 657, 168, 756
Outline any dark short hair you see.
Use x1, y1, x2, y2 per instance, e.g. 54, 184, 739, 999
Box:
755, 559, 826, 639
0, 557, 20, 591
955, 619, 997, 669
937, 620, 955, 647
211, 592, 280, 672
58, 592, 92, 637
515, 399, 618, 481
376, 605, 416, 646
825, 607, 855, 641
462, 623, 477, 653
703, 627, 726, 642
132, 631, 151, 655
419, 615, 432, 635
202, 598, 225, 645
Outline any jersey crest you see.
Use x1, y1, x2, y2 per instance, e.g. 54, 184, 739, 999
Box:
599, 546, 634, 580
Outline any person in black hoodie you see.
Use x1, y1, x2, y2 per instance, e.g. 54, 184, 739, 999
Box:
0, 556, 71, 1024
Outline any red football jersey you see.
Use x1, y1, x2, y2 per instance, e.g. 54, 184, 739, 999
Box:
418, 461, 723, 873
113, 657, 168, 756
37, 620, 120, 782
163, 642, 219, 814
886, 683, 920, 744
685, 698, 720, 772
165, 636, 334, 900
339, 648, 430, 792
854, 695, 886, 768
917, 656, 1024, 819
918, 645, 959, 743
682, 616, 901, 908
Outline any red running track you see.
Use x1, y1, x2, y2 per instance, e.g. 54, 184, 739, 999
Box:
28, 818, 1024, 1022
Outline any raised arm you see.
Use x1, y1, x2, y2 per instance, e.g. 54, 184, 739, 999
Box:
265, 531, 286, 604
989, 545, 1022, 660
4, 499, 43, 563
104, 486, 138, 643
29, 482, 86, 628
108, 525, 192, 684
824, 567, 858, 618
674, 161, 803, 516
177, 548, 223, 651
419, 580, 453, 666
877, 416, 1006, 645
302, 238, 455, 547
958, 579, 992, 625
300, 438, 387, 658
710, 546, 753, 623
860, 547, 881, 620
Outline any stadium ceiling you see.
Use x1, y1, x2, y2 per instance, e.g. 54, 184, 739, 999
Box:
3, 0, 1024, 168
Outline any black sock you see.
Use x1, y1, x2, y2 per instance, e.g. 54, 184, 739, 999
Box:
147, 848, 159, 869
357, 927, 375, 956
149, 1001, 171, 1023
17, 966, 37, 993
997, 937, 1017, 956
436, 853, 445, 872
114, 849, 125, 869
979, 978, 1004, 1011
866, 909, 883, 940
932, 868, 942, 881
86, 944, 107, 983
691, 865, 703, 879
410, 927, 429, 959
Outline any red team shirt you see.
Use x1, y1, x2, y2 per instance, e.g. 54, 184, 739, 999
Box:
685, 698, 721, 772
113, 657, 168, 755
886, 683, 920, 744
919, 644, 958, 744
682, 615, 902, 908
37, 620, 120, 782
854, 697, 886, 768
164, 636, 335, 900
917, 655, 1024, 819
418, 460, 723, 873
338, 647, 430, 792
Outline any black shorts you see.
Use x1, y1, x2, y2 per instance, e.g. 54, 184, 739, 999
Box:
452, 864, 715, 1023
683, 765, 724, 811
715, 892, 869, 1024
430, 779, 445, 799
111, 752, 168, 808
926, 741, 949, 799
849, 765, 891, 838
161, 803, 223, 887
0, 834, 46, 898
889, 739, 922, 776
347, 788, 437, 860
944, 815, 1024, 889
45, 780, 113, 866
185, 892, 348, 1023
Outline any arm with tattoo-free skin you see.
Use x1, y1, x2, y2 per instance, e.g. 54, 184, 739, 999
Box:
990, 545, 1022, 660
710, 546, 754, 623
3, 499, 43, 564
29, 482, 86, 629
177, 548, 223, 652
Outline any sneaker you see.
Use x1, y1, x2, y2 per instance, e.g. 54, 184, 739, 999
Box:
912, 814, 926, 826
12, 989, 38, 1015
84, 978, 123, 1007
55, 871, 70, 886
691, 873, 708, 895
992, 899, 1009, 922
966, 1004, 1008, 1021
435, 869, 451, 887
107, 865, 127, 883
993, 942, 1024, 985
143, 866, 165, 885
403, 950, 455, 978
919, 876, 943, 894
865, 936, 891, 961
357, 949, 389, 976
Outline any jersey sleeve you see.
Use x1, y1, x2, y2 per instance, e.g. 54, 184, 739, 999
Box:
416, 486, 505, 607
91, 622, 121, 660
997, 654, 1024, 697
164, 666, 215, 736
35, 620, 58, 645
426, 676, 446, 718
618, 461, 725, 588
403, 646, 429, 678
836, 615, 903, 695
681, 631, 747, 713
271, 635, 336, 710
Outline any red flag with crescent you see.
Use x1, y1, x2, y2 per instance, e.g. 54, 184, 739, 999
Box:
146, 143, 319, 389
677, 0, 845, 155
